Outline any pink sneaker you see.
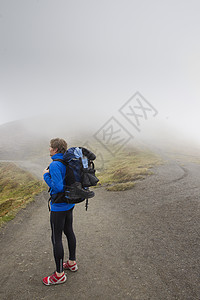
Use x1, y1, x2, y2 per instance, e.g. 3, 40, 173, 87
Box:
63, 261, 78, 272
42, 272, 67, 286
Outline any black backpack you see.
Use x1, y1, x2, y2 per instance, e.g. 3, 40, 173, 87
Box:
50, 147, 99, 210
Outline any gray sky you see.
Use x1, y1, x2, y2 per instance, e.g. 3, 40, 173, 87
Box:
0, 0, 200, 144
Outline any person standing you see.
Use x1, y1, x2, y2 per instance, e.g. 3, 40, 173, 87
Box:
42, 138, 78, 286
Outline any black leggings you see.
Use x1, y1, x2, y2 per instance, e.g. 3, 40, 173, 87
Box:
50, 208, 76, 273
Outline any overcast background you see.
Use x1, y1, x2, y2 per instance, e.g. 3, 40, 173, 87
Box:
0, 0, 200, 145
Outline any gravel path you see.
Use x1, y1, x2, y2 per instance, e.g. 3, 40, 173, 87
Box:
0, 153, 200, 300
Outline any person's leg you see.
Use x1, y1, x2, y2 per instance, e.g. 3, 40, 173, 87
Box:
63, 207, 76, 264
50, 211, 66, 274
42, 211, 67, 285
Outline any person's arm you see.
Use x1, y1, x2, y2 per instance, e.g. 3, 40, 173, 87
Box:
43, 163, 64, 194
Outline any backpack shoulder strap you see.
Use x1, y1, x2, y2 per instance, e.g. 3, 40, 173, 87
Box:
53, 158, 68, 166
53, 158, 77, 187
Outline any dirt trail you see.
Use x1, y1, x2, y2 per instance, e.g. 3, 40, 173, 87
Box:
0, 154, 200, 300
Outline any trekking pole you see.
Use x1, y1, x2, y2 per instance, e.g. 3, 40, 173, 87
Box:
85, 198, 88, 211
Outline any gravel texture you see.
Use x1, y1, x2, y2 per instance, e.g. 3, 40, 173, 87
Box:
0, 153, 200, 300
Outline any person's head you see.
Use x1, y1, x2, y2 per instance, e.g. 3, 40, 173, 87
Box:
49, 138, 67, 157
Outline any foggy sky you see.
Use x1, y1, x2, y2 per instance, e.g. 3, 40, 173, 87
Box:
0, 0, 200, 144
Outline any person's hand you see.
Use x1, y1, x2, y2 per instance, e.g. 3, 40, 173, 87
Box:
43, 167, 49, 175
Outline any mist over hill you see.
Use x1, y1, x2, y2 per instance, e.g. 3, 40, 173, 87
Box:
0, 120, 46, 160
0, 115, 95, 161
1, 114, 200, 164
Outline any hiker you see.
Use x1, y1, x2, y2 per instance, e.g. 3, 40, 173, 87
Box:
42, 138, 78, 286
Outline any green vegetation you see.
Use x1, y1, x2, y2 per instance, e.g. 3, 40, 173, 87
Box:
96, 146, 162, 191
0, 162, 46, 227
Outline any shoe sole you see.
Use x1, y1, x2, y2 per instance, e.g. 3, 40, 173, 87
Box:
64, 267, 78, 272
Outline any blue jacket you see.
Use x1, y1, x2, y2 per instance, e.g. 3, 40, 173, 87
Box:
43, 153, 75, 212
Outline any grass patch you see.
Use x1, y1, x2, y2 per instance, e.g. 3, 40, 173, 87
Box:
97, 146, 162, 191
0, 162, 46, 227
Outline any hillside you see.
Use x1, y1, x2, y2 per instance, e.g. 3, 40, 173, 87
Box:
0, 162, 46, 226
0, 117, 96, 161
0, 120, 49, 160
